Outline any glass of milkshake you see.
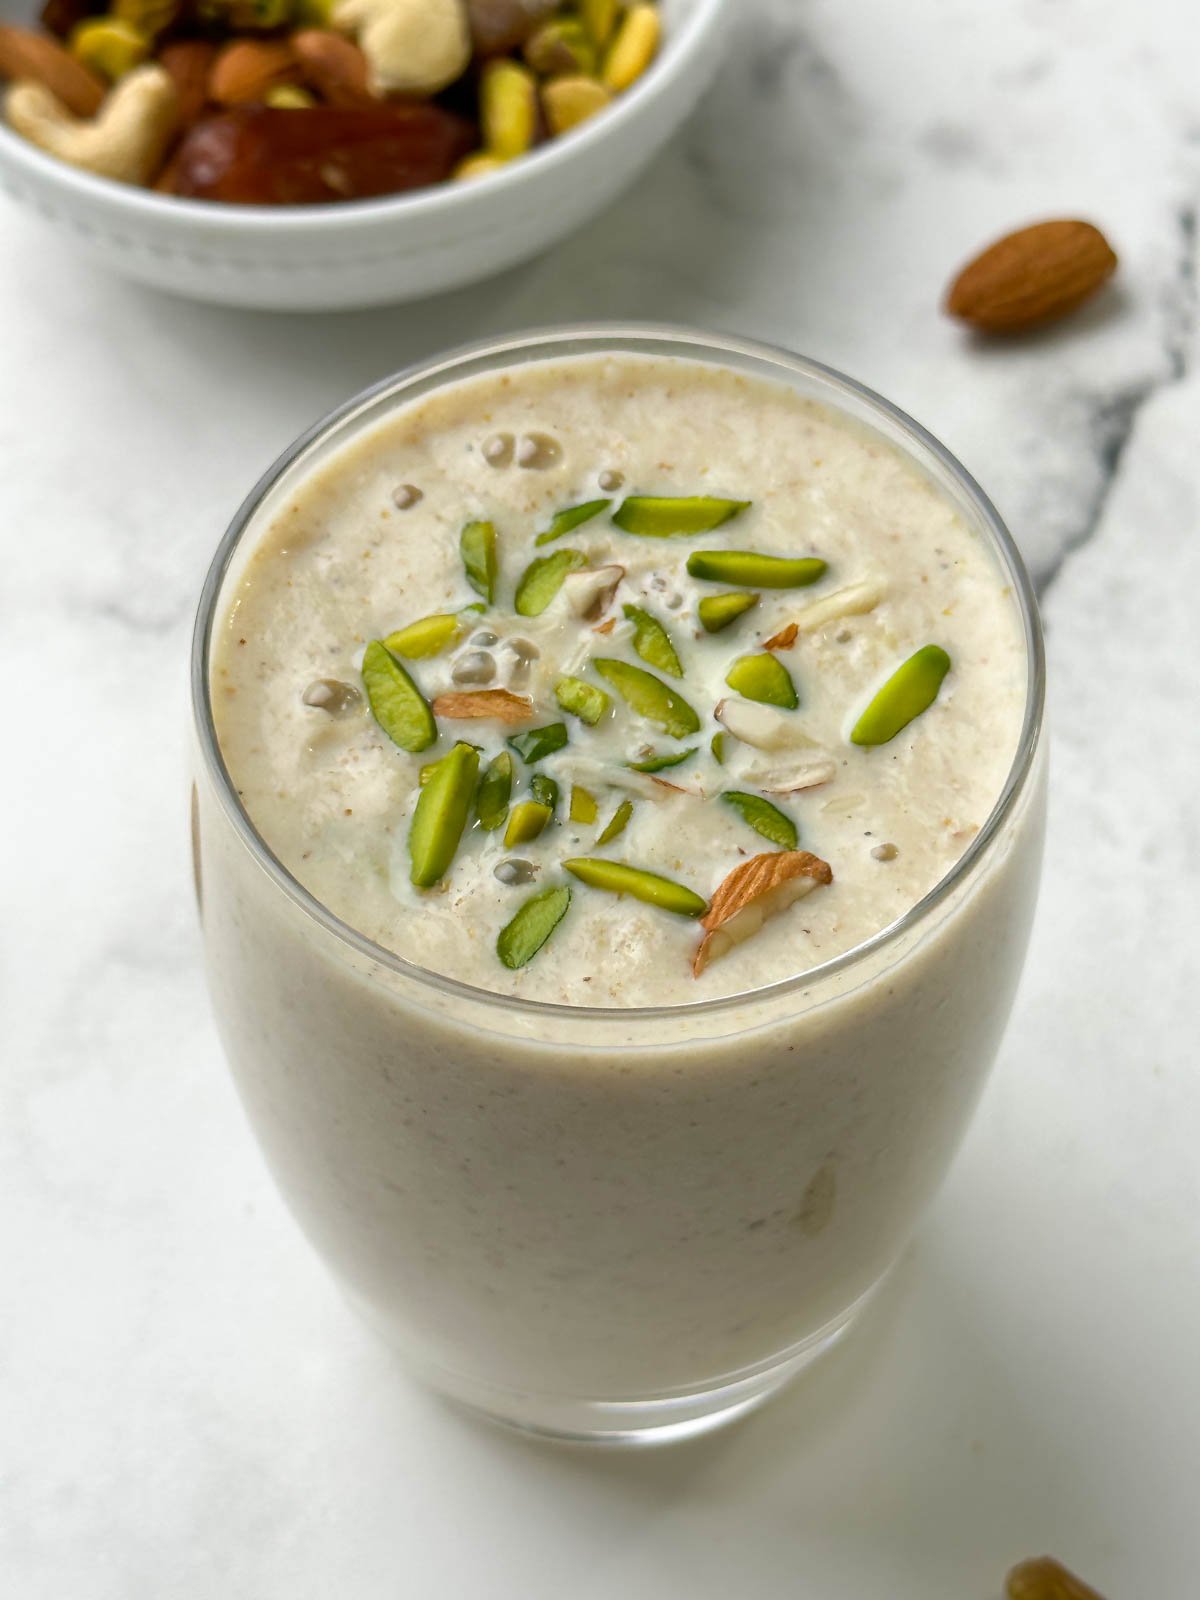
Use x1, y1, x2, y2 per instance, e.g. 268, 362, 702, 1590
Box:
191, 327, 1046, 1444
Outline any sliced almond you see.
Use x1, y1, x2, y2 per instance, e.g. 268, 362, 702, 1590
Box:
739, 753, 838, 794
763, 621, 798, 651
715, 697, 805, 751
561, 563, 625, 620
431, 689, 534, 724
694, 850, 833, 976
793, 578, 886, 633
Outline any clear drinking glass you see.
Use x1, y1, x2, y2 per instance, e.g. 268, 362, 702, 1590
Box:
190, 327, 1047, 1445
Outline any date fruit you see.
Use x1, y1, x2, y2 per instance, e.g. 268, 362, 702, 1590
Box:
170, 102, 473, 203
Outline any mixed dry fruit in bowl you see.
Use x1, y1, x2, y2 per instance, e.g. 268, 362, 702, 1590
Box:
0, 0, 661, 202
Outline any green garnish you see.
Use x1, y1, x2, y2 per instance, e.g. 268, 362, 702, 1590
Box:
383, 612, 463, 659
530, 774, 559, 816
722, 791, 798, 850
628, 748, 697, 773
460, 520, 498, 604
507, 722, 569, 764
594, 658, 700, 739
504, 798, 552, 847
496, 885, 572, 969
710, 732, 727, 764
514, 548, 587, 616
622, 603, 683, 678
687, 551, 827, 588
596, 798, 633, 844
555, 675, 611, 726
563, 858, 707, 917
408, 742, 479, 887
725, 652, 798, 708
361, 640, 437, 753
569, 786, 598, 824
612, 496, 750, 537
534, 499, 610, 546
476, 751, 513, 832
698, 592, 759, 633
850, 645, 951, 746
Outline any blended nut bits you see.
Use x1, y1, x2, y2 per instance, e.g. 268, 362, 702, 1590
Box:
0, 0, 661, 201
212, 354, 1028, 1006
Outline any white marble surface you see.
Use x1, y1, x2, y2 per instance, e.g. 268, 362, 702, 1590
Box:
3, 1, 1199, 1594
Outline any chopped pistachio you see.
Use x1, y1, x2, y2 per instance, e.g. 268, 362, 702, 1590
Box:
361, 640, 437, 753
687, 551, 827, 588
629, 748, 697, 773
710, 731, 727, 765
507, 722, 569, 764
476, 751, 514, 832
594, 658, 700, 738
496, 884, 572, 970
722, 791, 798, 850
698, 591, 759, 633
569, 785, 598, 824
534, 498, 611, 546
460, 520, 498, 604
530, 774, 559, 815
622, 603, 683, 677
504, 798, 552, 847
850, 645, 951, 746
564, 858, 707, 917
514, 548, 588, 616
612, 495, 750, 537
596, 797, 634, 845
555, 675, 611, 725
725, 652, 799, 709
408, 742, 479, 887
384, 612, 463, 659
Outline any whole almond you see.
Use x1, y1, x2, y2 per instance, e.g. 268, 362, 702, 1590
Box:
208, 39, 300, 107
159, 40, 216, 127
0, 24, 104, 116
945, 219, 1118, 333
291, 29, 373, 107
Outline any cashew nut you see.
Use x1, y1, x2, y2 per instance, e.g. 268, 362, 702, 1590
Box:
6, 63, 177, 185
333, 0, 470, 96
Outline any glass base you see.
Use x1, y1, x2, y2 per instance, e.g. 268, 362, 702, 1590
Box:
393, 1286, 880, 1447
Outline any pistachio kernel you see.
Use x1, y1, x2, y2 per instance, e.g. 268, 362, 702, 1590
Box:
496, 884, 572, 969
301, 678, 361, 715
391, 483, 423, 509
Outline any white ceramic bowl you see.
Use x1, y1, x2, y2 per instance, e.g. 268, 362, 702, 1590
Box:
0, 0, 730, 310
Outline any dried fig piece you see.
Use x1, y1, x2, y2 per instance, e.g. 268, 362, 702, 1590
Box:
171, 102, 473, 203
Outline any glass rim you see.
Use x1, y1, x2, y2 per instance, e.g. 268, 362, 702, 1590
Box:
191, 322, 1046, 1023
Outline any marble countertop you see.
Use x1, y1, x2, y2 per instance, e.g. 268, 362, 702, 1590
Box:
3, 1, 1198, 1594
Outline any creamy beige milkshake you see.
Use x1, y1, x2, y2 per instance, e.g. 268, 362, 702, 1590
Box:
193, 331, 1045, 1441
